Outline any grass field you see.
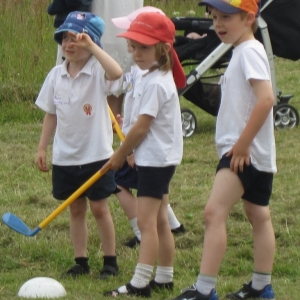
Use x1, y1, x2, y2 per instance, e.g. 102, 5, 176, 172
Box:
1, 1, 300, 299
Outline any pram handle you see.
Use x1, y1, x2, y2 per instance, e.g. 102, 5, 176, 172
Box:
171, 17, 213, 32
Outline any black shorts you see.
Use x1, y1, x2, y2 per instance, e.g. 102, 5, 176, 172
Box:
217, 154, 273, 206
114, 161, 138, 190
136, 165, 176, 200
52, 160, 117, 201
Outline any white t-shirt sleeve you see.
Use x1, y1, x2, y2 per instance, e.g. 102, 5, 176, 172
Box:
240, 47, 271, 82
104, 75, 124, 95
35, 68, 57, 114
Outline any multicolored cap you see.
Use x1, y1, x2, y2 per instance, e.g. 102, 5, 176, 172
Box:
199, 0, 259, 15
54, 11, 105, 48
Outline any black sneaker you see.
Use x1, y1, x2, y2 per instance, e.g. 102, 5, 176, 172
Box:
171, 284, 197, 300
99, 264, 119, 279
61, 264, 90, 278
150, 279, 174, 290
123, 236, 140, 248
226, 281, 275, 299
171, 284, 219, 300
171, 224, 186, 234
104, 282, 151, 298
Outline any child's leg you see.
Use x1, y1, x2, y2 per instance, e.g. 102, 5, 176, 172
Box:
197, 169, 244, 294
243, 201, 275, 290
90, 198, 118, 279
167, 204, 185, 233
244, 201, 275, 273
69, 196, 88, 257
89, 199, 116, 256
152, 194, 175, 287
116, 187, 138, 220
157, 195, 175, 267
123, 196, 160, 289
115, 187, 141, 241
61, 196, 90, 277
137, 196, 162, 265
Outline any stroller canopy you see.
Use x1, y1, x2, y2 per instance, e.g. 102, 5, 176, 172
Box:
260, 0, 300, 61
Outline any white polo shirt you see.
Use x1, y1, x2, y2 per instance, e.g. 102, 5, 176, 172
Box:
35, 56, 123, 166
130, 69, 183, 167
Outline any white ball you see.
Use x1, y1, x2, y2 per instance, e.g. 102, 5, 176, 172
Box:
18, 277, 67, 298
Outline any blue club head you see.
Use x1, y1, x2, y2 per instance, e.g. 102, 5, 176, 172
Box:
2, 213, 41, 236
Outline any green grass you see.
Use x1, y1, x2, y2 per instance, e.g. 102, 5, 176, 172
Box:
1, 0, 300, 299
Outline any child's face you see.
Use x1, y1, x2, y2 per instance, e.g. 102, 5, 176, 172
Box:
61, 32, 91, 63
211, 8, 254, 47
128, 40, 156, 70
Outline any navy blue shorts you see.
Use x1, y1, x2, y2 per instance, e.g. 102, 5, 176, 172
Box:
217, 154, 273, 206
114, 161, 138, 190
136, 165, 176, 200
52, 160, 117, 201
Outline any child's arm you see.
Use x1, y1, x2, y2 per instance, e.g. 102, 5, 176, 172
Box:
103, 114, 154, 170
35, 113, 57, 172
226, 79, 274, 173
69, 32, 123, 80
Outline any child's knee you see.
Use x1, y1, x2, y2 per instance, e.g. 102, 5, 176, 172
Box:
90, 200, 110, 219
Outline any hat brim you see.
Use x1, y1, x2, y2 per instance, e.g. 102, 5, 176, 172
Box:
117, 31, 160, 45
198, 0, 242, 14
111, 17, 131, 30
54, 28, 102, 48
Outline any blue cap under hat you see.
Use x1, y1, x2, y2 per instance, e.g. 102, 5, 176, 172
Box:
54, 11, 105, 48
199, 0, 242, 14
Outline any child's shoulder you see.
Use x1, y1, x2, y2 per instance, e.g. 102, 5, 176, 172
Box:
235, 40, 267, 63
236, 39, 264, 52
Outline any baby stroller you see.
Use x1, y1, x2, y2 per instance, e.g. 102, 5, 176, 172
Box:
173, 0, 300, 137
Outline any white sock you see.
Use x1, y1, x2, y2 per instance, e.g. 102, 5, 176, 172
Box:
130, 263, 153, 288
252, 272, 271, 290
154, 266, 173, 283
196, 274, 217, 296
130, 217, 141, 240
167, 204, 181, 230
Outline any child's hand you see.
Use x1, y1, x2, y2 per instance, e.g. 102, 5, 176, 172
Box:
186, 32, 207, 39
226, 142, 250, 174
116, 114, 123, 129
68, 31, 94, 50
102, 149, 127, 172
35, 149, 49, 172
127, 153, 135, 168
111, 114, 123, 134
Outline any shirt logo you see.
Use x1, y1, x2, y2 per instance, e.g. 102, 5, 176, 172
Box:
83, 104, 92, 115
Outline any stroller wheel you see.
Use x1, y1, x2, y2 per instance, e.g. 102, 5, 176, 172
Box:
181, 108, 197, 137
273, 104, 299, 130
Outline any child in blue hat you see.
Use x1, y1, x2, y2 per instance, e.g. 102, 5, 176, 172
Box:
35, 11, 123, 279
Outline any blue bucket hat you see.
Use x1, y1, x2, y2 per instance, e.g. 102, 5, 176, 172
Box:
54, 11, 105, 48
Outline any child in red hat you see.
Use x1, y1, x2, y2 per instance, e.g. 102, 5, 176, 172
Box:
111, 6, 186, 250
102, 12, 185, 297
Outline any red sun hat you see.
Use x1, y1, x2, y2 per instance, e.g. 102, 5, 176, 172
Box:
117, 12, 186, 89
